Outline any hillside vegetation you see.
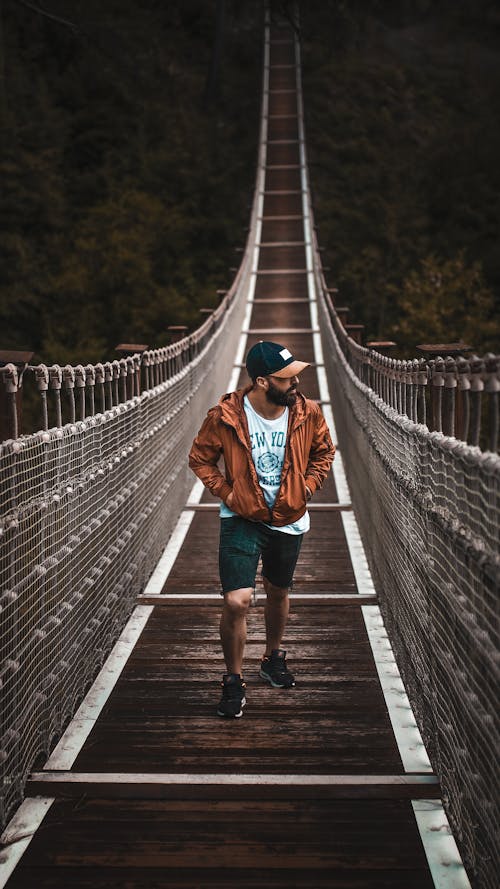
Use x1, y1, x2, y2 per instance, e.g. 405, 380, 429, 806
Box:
1, 1, 498, 365
0, 0, 261, 365
301, 0, 500, 354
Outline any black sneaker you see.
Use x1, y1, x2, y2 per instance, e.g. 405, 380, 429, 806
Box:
217, 673, 247, 718
259, 649, 295, 688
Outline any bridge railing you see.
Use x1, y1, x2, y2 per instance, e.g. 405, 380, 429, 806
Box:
323, 303, 499, 453
0, 80, 266, 827
307, 179, 499, 889
0, 297, 231, 442
0, 293, 249, 828
291, 19, 499, 886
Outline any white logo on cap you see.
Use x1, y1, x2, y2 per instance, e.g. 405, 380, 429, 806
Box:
279, 348, 292, 360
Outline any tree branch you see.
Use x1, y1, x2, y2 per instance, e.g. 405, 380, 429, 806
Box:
12, 0, 83, 36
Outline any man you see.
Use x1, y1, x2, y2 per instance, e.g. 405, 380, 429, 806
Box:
189, 341, 335, 717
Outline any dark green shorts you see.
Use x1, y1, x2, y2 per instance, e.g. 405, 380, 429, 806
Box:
219, 516, 303, 594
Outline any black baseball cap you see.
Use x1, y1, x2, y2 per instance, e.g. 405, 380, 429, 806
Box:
245, 341, 309, 380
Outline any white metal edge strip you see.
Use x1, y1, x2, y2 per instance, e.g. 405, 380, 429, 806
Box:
138, 593, 375, 602
0, 798, 55, 889
344, 501, 431, 772
31, 772, 438, 787
412, 801, 472, 889
44, 605, 153, 770
143, 510, 194, 594
362, 605, 432, 773
341, 511, 376, 596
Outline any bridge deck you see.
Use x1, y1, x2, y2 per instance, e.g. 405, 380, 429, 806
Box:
2, 19, 448, 889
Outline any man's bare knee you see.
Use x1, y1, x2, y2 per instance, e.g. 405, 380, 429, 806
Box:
263, 577, 289, 601
223, 587, 253, 616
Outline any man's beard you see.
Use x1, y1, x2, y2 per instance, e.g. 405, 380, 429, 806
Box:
266, 380, 297, 407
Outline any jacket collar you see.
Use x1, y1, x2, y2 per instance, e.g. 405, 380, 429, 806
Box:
219, 386, 308, 433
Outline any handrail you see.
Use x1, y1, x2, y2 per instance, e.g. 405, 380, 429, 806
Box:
0, 257, 247, 442
321, 291, 499, 452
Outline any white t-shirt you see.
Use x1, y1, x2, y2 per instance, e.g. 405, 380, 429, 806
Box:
220, 395, 310, 535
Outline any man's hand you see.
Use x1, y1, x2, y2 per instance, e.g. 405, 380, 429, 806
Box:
226, 490, 235, 509
305, 486, 312, 502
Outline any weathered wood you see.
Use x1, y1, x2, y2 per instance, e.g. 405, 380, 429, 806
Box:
28, 772, 440, 801
5, 799, 436, 888
184, 502, 350, 510
136, 594, 378, 606
58, 605, 405, 776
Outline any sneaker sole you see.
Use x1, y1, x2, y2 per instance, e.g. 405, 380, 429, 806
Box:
259, 668, 295, 689
217, 696, 246, 718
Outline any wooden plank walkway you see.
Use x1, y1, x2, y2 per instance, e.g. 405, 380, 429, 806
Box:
0, 18, 466, 889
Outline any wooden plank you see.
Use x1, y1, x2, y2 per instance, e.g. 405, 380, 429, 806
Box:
253, 268, 308, 297
243, 326, 317, 333
5, 799, 437, 887
258, 215, 303, 220
183, 502, 350, 510
28, 772, 440, 801
252, 268, 307, 274
58, 606, 405, 776
257, 240, 306, 246
136, 594, 378, 606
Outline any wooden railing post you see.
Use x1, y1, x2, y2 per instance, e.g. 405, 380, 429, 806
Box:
0, 351, 33, 440
469, 355, 484, 447
484, 353, 499, 452
443, 356, 457, 438
0, 363, 19, 440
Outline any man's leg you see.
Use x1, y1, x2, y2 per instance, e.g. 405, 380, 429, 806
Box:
217, 518, 260, 717
219, 587, 253, 675
259, 530, 302, 688
262, 578, 289, 656
260, 578, 295, 686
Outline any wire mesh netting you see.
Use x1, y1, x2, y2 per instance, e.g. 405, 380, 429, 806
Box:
0, 249, 250, 828
318, 293, 500, 889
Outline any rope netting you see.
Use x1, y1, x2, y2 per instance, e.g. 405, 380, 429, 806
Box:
315, 281, 499, 889
0, 202, 253, 828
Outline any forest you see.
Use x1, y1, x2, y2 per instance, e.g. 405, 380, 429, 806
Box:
1, 0, 499, 365
1, 0, 261, 365
301, 0, 500, 353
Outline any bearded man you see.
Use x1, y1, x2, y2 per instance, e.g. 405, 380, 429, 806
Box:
189, 341, 335, 717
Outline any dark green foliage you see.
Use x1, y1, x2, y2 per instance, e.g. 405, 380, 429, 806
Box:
0, 0, 261, 364
301, 0, 500, 354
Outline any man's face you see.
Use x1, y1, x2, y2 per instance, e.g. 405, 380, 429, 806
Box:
265, 374, 299, 407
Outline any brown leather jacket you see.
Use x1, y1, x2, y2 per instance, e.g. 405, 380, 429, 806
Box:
189, 387, 335, 526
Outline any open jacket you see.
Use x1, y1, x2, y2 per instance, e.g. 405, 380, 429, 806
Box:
188, 387, 335, 526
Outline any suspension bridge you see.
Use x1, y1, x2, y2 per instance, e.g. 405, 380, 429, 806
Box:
0, 7, 498, 889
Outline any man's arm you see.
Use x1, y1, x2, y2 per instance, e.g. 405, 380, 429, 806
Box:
188, 409, 233, 503
304, 406, 336, 496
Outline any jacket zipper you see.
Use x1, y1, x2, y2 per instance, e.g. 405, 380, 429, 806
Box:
220, 418, 272, 520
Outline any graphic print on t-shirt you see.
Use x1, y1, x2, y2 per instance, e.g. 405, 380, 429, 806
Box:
248, 413, 288, 504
